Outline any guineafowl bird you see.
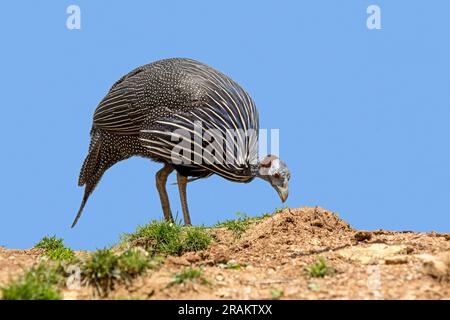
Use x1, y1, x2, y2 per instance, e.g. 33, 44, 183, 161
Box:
72, 58, 290, 227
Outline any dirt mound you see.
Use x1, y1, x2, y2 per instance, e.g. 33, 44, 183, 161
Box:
1, 206, 450, 299
237, 207, 353, 264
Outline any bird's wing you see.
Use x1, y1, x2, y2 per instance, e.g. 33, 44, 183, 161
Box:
92, 67, 146, 134
139, 78, 259, 182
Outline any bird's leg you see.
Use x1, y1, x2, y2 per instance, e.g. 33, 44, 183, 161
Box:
177, 173, 192, 225
156, 164, 174, 222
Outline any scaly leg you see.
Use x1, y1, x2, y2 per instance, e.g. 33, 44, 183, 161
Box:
156, 164, 174, 222
177, 173, 191, 225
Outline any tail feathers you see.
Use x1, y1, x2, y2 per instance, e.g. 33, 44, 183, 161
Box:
73, 130, 103, 228
73, 151, 107, 228
73, 130, 125, 227
71, 183, 95, 228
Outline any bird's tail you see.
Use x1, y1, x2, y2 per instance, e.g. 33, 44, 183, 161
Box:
72, 129, 107, 228
71, 181, 96, 228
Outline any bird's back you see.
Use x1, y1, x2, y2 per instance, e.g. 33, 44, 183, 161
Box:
92, 58, 260, 181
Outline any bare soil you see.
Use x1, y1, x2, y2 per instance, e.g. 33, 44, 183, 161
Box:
1, 207, 449, 299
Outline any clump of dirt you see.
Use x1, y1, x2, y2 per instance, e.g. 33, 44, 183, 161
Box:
234, 207, 353, 266
1, 206, 450, 300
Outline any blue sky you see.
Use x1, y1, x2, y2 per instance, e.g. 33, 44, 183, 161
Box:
1, 1, 449, 250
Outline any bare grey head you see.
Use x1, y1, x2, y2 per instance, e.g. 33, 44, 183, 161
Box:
257, 155, 290, 202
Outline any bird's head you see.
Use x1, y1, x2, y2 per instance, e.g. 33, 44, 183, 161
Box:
257, 155, 290, 203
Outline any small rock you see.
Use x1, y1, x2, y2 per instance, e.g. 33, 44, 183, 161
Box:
285, 216, 295, 223
212, 253, 230, 264
215, 275, 224, 281
405, 246, 414, 254
208, 245, 231, 264
418, 252, 450, 280
165, 256, 190, 266
354, 231, 372, 242
241, 241, 250, 249
338, 244, 409, 265
373, 229, 390, 235
311, 220, 323, 227
385, 255, 408, 265
183, 252, 201, 263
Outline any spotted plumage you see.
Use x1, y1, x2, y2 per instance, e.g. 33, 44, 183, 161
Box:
73, 58, 290, 227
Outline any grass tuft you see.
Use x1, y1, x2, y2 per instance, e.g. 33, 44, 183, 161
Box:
1, 263, 62, 300
270, 289, 284, 300
306, 257, 335, 278
274, 206, 286, 214
81, 249, 121, 294
167, 268, 209, 287
215, 212, 250, 236
215, 208, 288, 237
184, 226, 213, 252
122, 220, 211, 256
35, 236, 75, 261
81, 248, 156, 296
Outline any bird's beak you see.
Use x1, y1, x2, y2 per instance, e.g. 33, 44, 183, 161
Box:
275, 185, 289, 203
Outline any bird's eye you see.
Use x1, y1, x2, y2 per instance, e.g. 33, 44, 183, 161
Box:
273, 173, 280, 179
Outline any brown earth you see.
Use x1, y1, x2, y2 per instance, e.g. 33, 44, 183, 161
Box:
1, 206, 450, 299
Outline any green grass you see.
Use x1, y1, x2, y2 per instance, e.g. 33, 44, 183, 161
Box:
306, 257, 335, 278
183, 226, 213, 252
3, 223, 212, 298
167, 268, 209, 287
1, 263, 62, 300
81, 248, 154, 295
121, 220, 212, 256
81, 249, 121, 294
215, 208, 287, 237
34, 236, 75, 261
270, 289, 284, 300
215, 212, 251, 236
117, 249, 151, 278
274, 206, 286, 214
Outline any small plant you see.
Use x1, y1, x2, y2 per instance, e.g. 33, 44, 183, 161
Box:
1, 263, 62, 300
259, 212, 273, 219
35, 236, 75, 261
183, 226, 213, 252
81, 248, 152, 295
215, 212, 250, 237
250, 212, 273, 222
122, 220, 211, 256
274, 207, 285, 214
306, 257, 335, 278
167, 268, 209, 287
117, 248, 150, 281
270, 289, 284, 300
81, 249, 120, 294
220, 261, 242, 270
